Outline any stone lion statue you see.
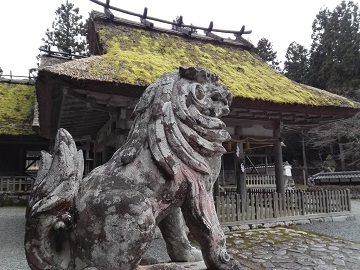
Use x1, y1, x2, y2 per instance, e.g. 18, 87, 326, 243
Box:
25, 67, 243, 270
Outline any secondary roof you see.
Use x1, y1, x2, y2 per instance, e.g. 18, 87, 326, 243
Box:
0, 80, 36, 136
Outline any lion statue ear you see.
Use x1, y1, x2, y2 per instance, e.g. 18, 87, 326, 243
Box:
179, 66, 219, 83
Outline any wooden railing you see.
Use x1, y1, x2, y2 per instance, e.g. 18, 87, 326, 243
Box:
0, 176, 34, 193
215, 189, 351, 225
246, 175, 276, 188
222, 175, 277, 195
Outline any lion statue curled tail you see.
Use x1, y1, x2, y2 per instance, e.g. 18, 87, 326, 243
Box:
25, 66, 244, 270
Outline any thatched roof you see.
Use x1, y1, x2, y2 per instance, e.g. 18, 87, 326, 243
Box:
35, 11, 360, 139
0, 81, 36, 135
41, 11, 359, 110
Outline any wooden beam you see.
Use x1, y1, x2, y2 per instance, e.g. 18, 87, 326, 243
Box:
67, 89, 119, 113
273, 121, 285, 193
49, 85, 66, 139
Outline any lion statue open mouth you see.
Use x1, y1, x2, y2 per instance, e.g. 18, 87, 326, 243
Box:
25, 67, 244, 270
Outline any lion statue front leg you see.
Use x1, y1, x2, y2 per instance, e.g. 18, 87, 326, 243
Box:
181, 180, 244, 270
158, 207, 203, 262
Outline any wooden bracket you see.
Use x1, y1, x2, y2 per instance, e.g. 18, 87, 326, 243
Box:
104, 0, 114, 20
140, 7, 154, 28
204, 22, 223, 41
173, 16, 192, 35
234, 26, 252, 41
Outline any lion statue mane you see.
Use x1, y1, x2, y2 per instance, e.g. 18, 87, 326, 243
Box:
25, 66, 243, 270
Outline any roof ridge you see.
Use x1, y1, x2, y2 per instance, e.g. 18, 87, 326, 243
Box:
90, 10, 255, 50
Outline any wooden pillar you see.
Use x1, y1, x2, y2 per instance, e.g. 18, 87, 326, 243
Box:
19, 146, 26, 175
265, 148, 269, 175
94, 151, 102, 167
273, 122, 285, 193
214, 178, 220, 197
115, 108, 128, 150
102, 146, 114, 164
301, 135, 308, 185
235, 142, 247, 198
339, 143, 345, 171
84, 142, 94, 175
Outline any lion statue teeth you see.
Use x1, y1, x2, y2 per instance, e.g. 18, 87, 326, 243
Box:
25, 66, 244, 270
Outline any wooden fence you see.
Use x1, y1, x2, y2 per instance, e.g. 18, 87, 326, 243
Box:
215, 189, 351, 225
0, 176, 34, 193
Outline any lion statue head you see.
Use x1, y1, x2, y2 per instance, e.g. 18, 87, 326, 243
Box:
116, 66, 232, 178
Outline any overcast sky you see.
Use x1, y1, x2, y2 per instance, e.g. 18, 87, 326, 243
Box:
0, 0, 357, 76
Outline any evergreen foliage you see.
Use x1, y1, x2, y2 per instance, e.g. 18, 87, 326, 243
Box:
308, 1, 360, 98
256, 38, 281, 71
282, 1, 360, 171
283, 42, 309, 84
305, 1, 360, 171
41, 1, 88, 55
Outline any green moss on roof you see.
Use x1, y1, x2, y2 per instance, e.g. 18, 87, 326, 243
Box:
46, 20, 356, 108
0, 83, 36, 135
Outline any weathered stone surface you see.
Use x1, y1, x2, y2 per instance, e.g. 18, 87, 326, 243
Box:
222, 226, 231, 232
275, 221, 286, 227
284, 221, 294, 226
294, 219, 311, 225
310, 218, 323, 223
230, 226, 240, 231
249, 224, 263, 229
332, 216, 348, 222
25, 67, 244, 270
238, 224, 250, 230
323, 217, 333, 222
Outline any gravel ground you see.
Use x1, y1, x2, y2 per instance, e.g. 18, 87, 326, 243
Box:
295, 200, 360, 243
0, 207, 29, 270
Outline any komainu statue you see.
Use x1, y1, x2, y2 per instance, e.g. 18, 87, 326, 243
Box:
25, 67, 244, 270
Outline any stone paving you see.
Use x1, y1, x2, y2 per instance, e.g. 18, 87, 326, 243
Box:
224, 227, 360, 270
2, 207, 360, 270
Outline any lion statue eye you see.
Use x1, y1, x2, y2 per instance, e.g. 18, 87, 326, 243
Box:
190, 83, 205, 101
211, 92, 223, 102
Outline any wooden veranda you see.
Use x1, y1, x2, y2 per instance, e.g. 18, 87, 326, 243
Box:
0, 176, 34, 193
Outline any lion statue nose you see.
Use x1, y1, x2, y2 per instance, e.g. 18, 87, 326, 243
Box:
211, 104, 230, 118
222, 106, 230, 116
